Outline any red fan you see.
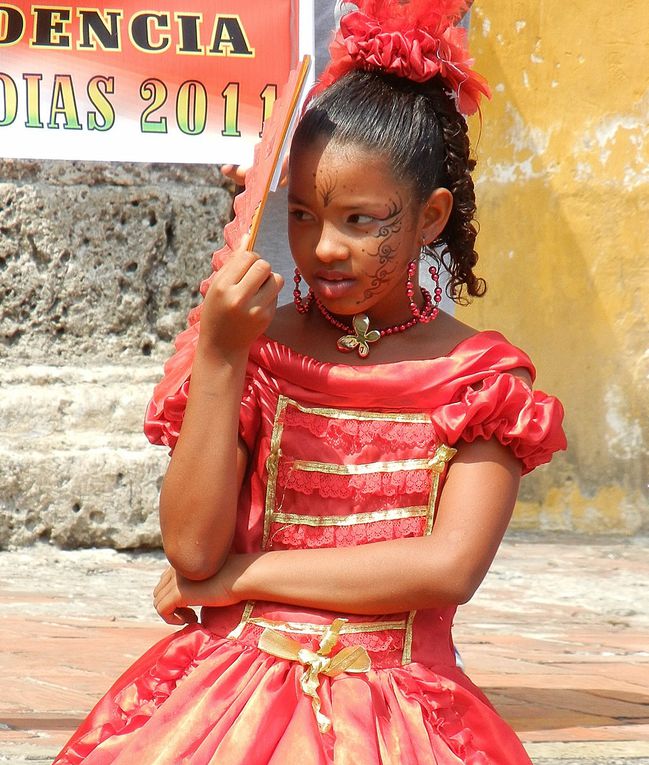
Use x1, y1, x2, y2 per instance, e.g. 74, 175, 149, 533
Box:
197, 54, 313, 313
145, 56, 312, 443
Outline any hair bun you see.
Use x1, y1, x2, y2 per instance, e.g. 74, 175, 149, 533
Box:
314, 0, 490, 115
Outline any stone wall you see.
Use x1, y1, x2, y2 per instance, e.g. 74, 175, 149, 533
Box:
4, 1, 648, 547
0, 159, 232, 547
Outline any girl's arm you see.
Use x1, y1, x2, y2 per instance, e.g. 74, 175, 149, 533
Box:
159, 247, 283, 581
155, 436, 521, 618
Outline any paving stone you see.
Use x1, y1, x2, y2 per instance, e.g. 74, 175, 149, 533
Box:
525, 724, 649, 744
533, 760, 649, 765
0, 536, 648, 762
525, 739, 649, 760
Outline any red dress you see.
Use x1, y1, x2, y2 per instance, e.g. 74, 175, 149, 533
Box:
55, 331, 566, 764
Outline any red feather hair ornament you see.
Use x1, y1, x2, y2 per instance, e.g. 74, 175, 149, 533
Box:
313, 0, 490, 115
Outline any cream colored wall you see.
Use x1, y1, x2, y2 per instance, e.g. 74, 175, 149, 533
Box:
463, 1, 648, 533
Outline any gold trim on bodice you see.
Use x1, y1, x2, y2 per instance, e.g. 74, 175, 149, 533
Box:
288, 399, 433, 424
288, 457, 444, 475
272, 506, 428, 528
247, 616, 408, 635
231, 395, 457, 670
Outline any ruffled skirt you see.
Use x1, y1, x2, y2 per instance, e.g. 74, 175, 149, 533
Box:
54, 624, 532, 764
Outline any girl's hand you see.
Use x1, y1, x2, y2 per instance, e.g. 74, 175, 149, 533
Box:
199, 240, 284, 359
152, 564, 240, 626
220, 163, 249, 187
153, 566, 198, 626
221, 156, 289, 188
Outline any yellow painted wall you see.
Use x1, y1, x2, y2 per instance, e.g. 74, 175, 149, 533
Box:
463, 1, 649, 533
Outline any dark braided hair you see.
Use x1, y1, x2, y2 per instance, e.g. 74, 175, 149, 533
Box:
291, 69, 486, 303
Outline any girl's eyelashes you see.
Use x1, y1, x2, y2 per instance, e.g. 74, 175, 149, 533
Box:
288, 208, 384, 227
289, 209, 375, 226
347, 213, 376, 225
289, 208, 315, 222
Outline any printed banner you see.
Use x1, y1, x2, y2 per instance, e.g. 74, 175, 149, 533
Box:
0, 0, 314, 163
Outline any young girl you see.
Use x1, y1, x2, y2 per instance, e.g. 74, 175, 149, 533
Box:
54, 2, 566, 762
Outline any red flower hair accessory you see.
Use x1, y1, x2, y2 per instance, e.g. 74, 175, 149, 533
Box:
315, 0, 490, 115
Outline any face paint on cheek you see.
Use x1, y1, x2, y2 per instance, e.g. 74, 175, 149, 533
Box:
357, 194, 407, 304
358, 231, 403, 303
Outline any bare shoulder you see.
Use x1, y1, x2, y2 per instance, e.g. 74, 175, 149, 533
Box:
268, 304, 301, 343
267, 306, 486, 364
424, 311, 480, 357
264, 306, 525, 372
435, 311, 479, 343
428, 314, 533, 383
271, 303, 295, 325
265, 304, 319, 351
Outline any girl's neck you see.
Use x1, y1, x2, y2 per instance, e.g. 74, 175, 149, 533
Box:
266, 304, 478, 367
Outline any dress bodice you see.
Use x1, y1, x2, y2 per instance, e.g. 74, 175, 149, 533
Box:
145, 331, 566, 672
216, 388, 459, 671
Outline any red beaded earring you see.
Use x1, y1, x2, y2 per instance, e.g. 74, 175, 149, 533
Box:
293, 268, 314, 314
406, 261, 440, 323
408, 234, 443, 322
428, 262, 444, 313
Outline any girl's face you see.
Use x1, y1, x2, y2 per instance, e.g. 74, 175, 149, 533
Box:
288, 139, 440, 325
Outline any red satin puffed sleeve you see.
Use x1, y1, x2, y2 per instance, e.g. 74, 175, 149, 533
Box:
143, 377, 191, 452
430, 372, 567, 475
143, 322, 199, 452
143, 373, 260, 454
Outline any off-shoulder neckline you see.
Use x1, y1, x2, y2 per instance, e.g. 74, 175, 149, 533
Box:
253, 329, 510, 371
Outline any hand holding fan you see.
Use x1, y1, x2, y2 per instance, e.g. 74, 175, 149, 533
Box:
145, 56, 313, 446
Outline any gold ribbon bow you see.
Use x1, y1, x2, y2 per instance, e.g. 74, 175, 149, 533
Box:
258, 618, 371, 733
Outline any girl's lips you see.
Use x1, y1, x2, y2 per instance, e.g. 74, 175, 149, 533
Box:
313, 275, 356, 299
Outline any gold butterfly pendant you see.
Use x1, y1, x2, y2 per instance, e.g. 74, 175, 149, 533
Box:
336, 314, 381, 358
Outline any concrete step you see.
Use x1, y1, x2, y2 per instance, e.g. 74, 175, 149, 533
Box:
4, 432, 156, 452
0, 364, 165, 437
0, 364, 171, 548
0, 443, 166, 549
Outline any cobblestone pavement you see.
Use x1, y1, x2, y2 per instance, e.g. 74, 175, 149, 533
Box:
1, 534, 648, 764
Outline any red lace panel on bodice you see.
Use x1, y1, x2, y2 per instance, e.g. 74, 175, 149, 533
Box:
262, 396, 455, 551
